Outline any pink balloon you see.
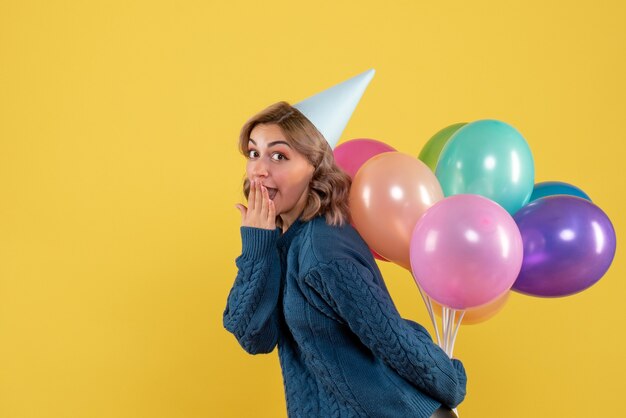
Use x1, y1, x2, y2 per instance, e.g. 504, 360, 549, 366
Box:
334, 138, 396, 179
410, 195, 523, 310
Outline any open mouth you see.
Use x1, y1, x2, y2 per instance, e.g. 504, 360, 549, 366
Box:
266, 188, 278, 200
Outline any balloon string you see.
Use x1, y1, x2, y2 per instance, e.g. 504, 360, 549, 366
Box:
449, 310, 465, 358
444, 309, 463, 417
451, 310, 464, 418
426, 295, 441, 346
410, 275, 464, 360
414, 278, 441, 346
410, 279, 462, 417
442, 307, 448, 353
446, 308, 455, 357
442, 307, 448, 355
440, 307, 464, 417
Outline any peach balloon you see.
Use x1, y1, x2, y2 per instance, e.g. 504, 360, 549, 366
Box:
431, 292, 510, 325
349, 152, 444, 269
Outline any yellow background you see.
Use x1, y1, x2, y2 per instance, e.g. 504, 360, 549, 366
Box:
1, 1, 625, 417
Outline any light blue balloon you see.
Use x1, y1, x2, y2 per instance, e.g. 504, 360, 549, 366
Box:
435, 119, 535, 214
529, 181, 591, 203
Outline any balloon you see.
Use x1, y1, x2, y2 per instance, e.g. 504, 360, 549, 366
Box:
513, 196, 616, 297
334, 139, 396, 262
410, 194, 524, 310
334, 138, 396, 179
435, 119, 535, 215
418, 123, 467, 172
371, 249, 389, 262
529, 181, 591, 203
350, 152, 444, 269
350, 222, 389, 262
431, 292, 510, 325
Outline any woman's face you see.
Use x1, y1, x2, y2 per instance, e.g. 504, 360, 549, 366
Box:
246, 123, 315, 221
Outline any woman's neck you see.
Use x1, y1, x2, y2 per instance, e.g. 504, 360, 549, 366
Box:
281, 215, 297, 234
280, 188, 309, 233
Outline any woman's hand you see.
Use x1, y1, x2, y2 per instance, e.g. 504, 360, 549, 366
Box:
235, 179, 276, 230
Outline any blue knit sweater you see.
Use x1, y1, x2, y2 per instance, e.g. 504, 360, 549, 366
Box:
223, 216, 467, 417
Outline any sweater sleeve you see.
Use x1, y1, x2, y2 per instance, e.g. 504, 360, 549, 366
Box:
406, 316, 468, 397
303, 258, 467, 408
223, 226, 282, 355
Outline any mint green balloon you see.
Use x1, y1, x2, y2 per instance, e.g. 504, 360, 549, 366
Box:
435, 120, 535, 214
418, 123, 467, 172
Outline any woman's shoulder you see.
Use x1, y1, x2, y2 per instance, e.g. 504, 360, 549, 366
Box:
298, 216, 373, 266
306, 215, 358, 241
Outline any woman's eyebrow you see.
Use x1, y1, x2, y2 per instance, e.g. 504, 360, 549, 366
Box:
248, 139, 292, 148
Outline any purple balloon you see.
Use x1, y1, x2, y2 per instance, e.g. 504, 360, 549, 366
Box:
333, 138, 396, 179
513, 196, 616, 297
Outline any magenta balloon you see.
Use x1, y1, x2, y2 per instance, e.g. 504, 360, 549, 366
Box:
410, 195, 524, 310
333, 138, 396, 178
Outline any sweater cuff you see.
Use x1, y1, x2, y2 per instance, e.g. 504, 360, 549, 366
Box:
240, 226, 280, 260
452, 358, 467, 388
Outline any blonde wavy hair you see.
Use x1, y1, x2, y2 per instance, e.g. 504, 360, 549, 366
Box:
238, 101, 352, 228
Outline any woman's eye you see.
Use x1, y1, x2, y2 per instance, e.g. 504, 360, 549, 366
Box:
271, 153, 286, 161
247, 150, 258, 158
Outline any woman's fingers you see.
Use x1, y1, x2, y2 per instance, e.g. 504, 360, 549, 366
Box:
261, 186, 276, 230
243, 179, 276, 229
260, 185, 269, 218
248, 180, 256, 211
235, 204, 247, 222
254, 180, 263, 213
265, 187, 275, 230
268, 199, 275, 224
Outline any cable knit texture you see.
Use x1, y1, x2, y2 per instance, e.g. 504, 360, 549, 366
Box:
224, 216, 467, 417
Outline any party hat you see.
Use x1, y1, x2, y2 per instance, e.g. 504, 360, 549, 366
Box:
294, 69, 375, 149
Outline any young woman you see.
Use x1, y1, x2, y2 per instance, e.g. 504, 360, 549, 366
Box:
223, 101, 466, 418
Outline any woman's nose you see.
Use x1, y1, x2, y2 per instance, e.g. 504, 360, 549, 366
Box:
250, 159, 269, 178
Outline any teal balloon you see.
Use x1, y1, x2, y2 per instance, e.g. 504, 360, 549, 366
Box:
435, 119, 535, 215
529, 181, 591, 203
